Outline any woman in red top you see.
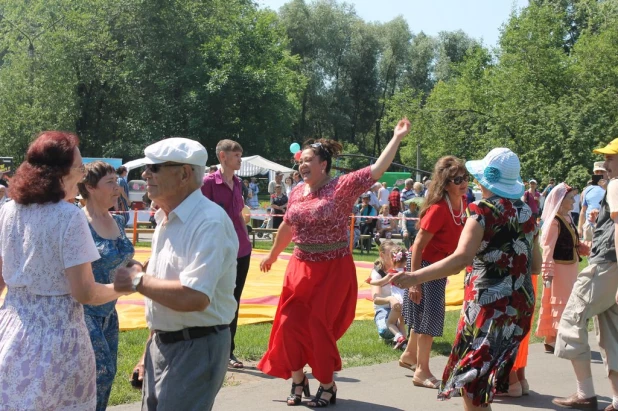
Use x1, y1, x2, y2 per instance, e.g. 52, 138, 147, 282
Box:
399, 156, 469, 389
258, 119, 411, 408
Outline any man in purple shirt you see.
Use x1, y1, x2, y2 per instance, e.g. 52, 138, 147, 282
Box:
201, 139, 251, 369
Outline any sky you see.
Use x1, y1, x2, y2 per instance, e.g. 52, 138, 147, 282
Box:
256, 0, 530, 47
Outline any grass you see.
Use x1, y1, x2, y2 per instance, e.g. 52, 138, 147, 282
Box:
108, 258, 589, 406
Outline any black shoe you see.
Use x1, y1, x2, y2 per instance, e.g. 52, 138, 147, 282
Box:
308, 383, 337, 408
287, 375, 310, 406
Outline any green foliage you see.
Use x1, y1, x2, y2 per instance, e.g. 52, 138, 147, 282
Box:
0, 0, 303, 162
384, 0, 618, 188
2, 0, 618, 187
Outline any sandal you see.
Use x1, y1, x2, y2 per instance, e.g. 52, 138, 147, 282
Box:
412, 376, 440, 389
308, 383, 337, 408
229, 355, 244, 369
398, 359, 417, 371
287, 375, 310, 406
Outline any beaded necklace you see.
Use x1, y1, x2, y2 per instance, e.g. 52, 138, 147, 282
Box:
445, 195, 465, 226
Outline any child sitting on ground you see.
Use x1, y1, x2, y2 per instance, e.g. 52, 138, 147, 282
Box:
370, 242, 408, 350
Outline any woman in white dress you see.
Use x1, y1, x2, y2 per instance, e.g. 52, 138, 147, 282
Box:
0, 131, 128, 410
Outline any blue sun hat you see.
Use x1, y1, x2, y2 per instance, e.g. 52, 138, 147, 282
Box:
465, 148, 525, 199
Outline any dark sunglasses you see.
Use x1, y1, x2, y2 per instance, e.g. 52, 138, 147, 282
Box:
449, 175, 471, 185
144, 163, 185, 173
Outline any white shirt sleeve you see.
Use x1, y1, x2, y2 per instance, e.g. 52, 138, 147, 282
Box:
63, 210, 100, 269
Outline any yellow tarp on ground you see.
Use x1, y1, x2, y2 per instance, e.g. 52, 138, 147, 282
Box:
1, 247, 465, 331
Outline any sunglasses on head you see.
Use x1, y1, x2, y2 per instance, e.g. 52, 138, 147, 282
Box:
310, 142, 331, 159
449, 175, 470, 185
144, 163, 185, 173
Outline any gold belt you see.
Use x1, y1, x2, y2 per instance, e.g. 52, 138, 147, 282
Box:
295, 241, 348, 253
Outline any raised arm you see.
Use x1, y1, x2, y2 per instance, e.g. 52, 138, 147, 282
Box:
370, 118, 411, 181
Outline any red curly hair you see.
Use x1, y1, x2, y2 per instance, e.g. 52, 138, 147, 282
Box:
10, 131, 79, 205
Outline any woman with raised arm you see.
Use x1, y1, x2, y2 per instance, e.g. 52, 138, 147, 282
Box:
258, 119, 411, 408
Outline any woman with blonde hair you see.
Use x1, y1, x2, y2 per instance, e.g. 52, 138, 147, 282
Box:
398, 156, 469, 389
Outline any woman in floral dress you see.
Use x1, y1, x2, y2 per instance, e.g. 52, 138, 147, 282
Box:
78, 161, 139, 410
258, 118, 411, 408
0, 132, 127, 410
395, 148, 542, 410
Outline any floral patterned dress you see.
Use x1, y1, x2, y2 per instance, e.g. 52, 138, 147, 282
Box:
84, 214, 134, 411
438, 196, 537, 406
0, 201, 101, 410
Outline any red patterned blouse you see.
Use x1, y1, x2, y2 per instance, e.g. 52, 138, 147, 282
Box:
284, 166, 376, 262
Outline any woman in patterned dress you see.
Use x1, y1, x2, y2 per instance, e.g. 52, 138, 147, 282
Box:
78, 161, 140, 410
258, 118, 411, 408
0, 132, 128, 410
394, 148, 542, 410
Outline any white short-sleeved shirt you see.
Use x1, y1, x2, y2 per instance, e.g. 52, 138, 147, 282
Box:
146, 189, 239, 331
370, 269, 391, 310
0, 201, 100, 295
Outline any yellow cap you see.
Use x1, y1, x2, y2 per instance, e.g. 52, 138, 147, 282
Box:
593, 138, 618, 155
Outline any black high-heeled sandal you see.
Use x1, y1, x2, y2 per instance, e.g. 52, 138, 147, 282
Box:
287, 375, 310, 406
308, 383, 337, 408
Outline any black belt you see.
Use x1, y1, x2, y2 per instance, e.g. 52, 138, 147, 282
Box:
155, 325, 229, 344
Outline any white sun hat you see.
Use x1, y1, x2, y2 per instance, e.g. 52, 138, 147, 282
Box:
466, 148, 525, 199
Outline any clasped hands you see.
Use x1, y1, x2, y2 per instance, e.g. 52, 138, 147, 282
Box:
114, 264, 143, 293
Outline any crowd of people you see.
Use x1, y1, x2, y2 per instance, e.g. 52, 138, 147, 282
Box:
1, 124, 618, 411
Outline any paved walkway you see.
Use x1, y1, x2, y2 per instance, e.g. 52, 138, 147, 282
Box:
110, 335, 613, 410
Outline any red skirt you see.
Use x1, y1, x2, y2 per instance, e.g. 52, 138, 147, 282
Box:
257, 254, 358, 383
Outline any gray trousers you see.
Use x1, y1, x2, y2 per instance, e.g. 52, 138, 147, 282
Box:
142, 328, 230, 411
555, 261, 618, 375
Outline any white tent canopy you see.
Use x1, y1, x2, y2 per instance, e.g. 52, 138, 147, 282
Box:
123, 155, 294, 177
225, 155, 293, 177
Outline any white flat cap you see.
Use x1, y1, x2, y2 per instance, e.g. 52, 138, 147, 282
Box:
140, 137, 207, 166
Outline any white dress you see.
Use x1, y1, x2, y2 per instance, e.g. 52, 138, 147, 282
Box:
0, 201, 100, 410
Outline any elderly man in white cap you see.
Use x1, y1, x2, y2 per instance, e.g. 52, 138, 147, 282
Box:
114, 137, 238, 411
553, 140, 618, 411
578, 161, 607, 245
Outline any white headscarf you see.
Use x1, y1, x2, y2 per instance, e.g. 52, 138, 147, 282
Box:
540, 182, 571, 244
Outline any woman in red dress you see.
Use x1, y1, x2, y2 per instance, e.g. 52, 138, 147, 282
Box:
399, 156, 469, 389
258, 119, 411, 407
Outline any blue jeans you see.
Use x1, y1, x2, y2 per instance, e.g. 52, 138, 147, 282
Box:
374, 307, 394, 340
